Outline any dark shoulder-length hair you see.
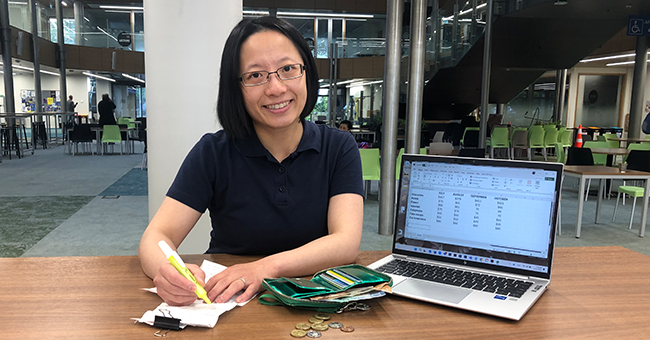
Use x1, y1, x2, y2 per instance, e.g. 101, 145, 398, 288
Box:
217, 16, 319, 138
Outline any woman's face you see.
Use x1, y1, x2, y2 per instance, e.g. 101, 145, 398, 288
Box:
239, 30, 307, 133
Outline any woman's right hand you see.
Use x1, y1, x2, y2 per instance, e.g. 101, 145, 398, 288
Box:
152, 262, 207, 306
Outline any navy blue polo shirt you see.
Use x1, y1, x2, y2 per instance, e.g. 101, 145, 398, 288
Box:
166, 121, 364, 255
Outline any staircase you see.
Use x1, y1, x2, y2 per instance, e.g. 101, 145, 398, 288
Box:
421, 0, 650, 120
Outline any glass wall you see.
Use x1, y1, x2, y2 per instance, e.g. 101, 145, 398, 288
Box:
504, 76, 569, 128
8, 2, 144, 52
575, 74, 622, 128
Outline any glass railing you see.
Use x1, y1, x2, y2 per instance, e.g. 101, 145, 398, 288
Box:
424, 0, 547, 79
8, 2, 144, 52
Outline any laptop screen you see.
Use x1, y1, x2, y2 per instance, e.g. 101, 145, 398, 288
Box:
394, 155, 562, 280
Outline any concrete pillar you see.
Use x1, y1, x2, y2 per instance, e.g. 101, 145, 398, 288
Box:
628, 36, 648, 138
143, 0, 241, 254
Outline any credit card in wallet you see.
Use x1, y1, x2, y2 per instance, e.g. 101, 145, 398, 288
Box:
283, 277, 331, 290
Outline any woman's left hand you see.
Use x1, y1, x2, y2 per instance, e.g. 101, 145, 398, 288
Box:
203, 261, 270, 304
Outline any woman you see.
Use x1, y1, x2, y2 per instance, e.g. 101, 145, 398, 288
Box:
98, 94, 116, 126
138, 16, 364, 306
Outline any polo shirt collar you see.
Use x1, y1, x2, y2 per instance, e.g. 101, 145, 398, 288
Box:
234, 120, 321, 158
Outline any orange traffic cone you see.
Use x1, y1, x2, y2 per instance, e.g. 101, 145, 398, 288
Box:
575, 125, 583, 148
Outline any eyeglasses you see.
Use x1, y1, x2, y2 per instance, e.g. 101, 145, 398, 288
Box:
239, 64, 305, 87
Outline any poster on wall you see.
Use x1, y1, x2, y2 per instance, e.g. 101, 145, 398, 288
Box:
43, 90, 60, 112
20, 89, 36, 112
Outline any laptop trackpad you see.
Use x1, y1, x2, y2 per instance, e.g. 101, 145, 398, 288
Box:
394, 279, 471, 304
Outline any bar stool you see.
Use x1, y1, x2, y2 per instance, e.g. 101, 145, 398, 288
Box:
1, 124, 25, 159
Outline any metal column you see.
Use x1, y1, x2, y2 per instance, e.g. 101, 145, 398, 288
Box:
405, 0, 427, 154
378, 0, 403, 235
0, 0, 15, 161
0, 0, 15, 114
470, 0, 478, 44
628, 36, 648, 139
55, 0, 67, 127
74, 0, 84, 46
433, 0, 440, 70
328, 42, 338, 127
553, 69, 567, 123
29, 0, 42, 119
478, 0, 494, 148
451, 1, 459, 64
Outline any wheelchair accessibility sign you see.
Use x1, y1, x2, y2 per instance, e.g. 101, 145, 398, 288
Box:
628, 16, 650, 36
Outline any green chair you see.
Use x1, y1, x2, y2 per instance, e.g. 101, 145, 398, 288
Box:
627, 142, 650, 151
583, 141, 609, 165
542, 128, 559, 161
554, 142, 565, 164
528, 126, 546, 160
101, 125, 123, 155
559, 129, 572, 149
359, 148, 380, 199
489, 126, 510, 159
612, 150, 650, 229
395, 148, 427, 180
460, 127, 480, 148
510, 128, 529, 160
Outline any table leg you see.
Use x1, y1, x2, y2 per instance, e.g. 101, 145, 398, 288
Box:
640, 179, 649, 238
576, 176, 586, 238
96, 130, 101, 155
595, 179, 605, 223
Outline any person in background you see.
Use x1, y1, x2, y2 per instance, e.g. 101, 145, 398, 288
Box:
66, 95, 78, 125
338, 120, 352, 132
98, 94, 116, 126
138, 16, 364, 307
67, 95, 77, 113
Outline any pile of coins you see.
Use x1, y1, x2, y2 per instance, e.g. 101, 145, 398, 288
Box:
290, 313, 355, 338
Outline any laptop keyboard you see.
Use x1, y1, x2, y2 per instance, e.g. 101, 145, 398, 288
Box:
377, 259, 533, 298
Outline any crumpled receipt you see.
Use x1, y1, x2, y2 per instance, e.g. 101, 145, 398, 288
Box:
132, 259, 256, 328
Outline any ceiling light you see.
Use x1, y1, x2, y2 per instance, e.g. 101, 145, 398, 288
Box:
606, 60, 650, 67
61, 1, 68, 6
84, 16, 90, 22
580, 53, 641, 63
83, 72, 116, 82
554, 0, 568, 5
99, 5, 144, 10
40, 69, 60, 76
122, 73, 145, 83
442, 3, 487, 21
243, 10, 373, 19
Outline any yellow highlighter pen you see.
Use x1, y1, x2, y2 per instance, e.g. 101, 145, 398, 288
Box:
158, 240, 211, 304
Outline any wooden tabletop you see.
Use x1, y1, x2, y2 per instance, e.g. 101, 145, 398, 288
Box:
609, 137, 650, 143
563, 165, 649, 176
589, 148, 629, 156
1, 247, 649, 339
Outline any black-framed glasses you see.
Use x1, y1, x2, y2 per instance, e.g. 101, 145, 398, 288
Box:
239, 64, 305, 87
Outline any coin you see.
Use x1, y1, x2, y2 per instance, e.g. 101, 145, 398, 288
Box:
306, 330, 322, 338
340, 326, 355, 332
356, 303, 371, 311
291, 329, 307, 338
309, 317, 323, 324
296, 323, 311, 330
328, 321, 343, 329
314, 313, 331, 320
311, 323, 328, 331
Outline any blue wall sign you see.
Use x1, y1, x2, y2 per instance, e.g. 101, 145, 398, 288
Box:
628, 16, 650, 36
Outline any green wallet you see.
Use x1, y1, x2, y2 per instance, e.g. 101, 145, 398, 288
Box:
259, 264, 393, 313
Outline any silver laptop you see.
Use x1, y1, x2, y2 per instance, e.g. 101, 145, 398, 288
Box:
368, 154, 563, 320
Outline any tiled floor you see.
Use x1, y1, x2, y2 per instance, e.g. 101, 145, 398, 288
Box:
1, 143, 649, 258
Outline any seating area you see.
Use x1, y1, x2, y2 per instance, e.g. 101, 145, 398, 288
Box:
64, 119, 145, 156
449, 124, 574, 161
